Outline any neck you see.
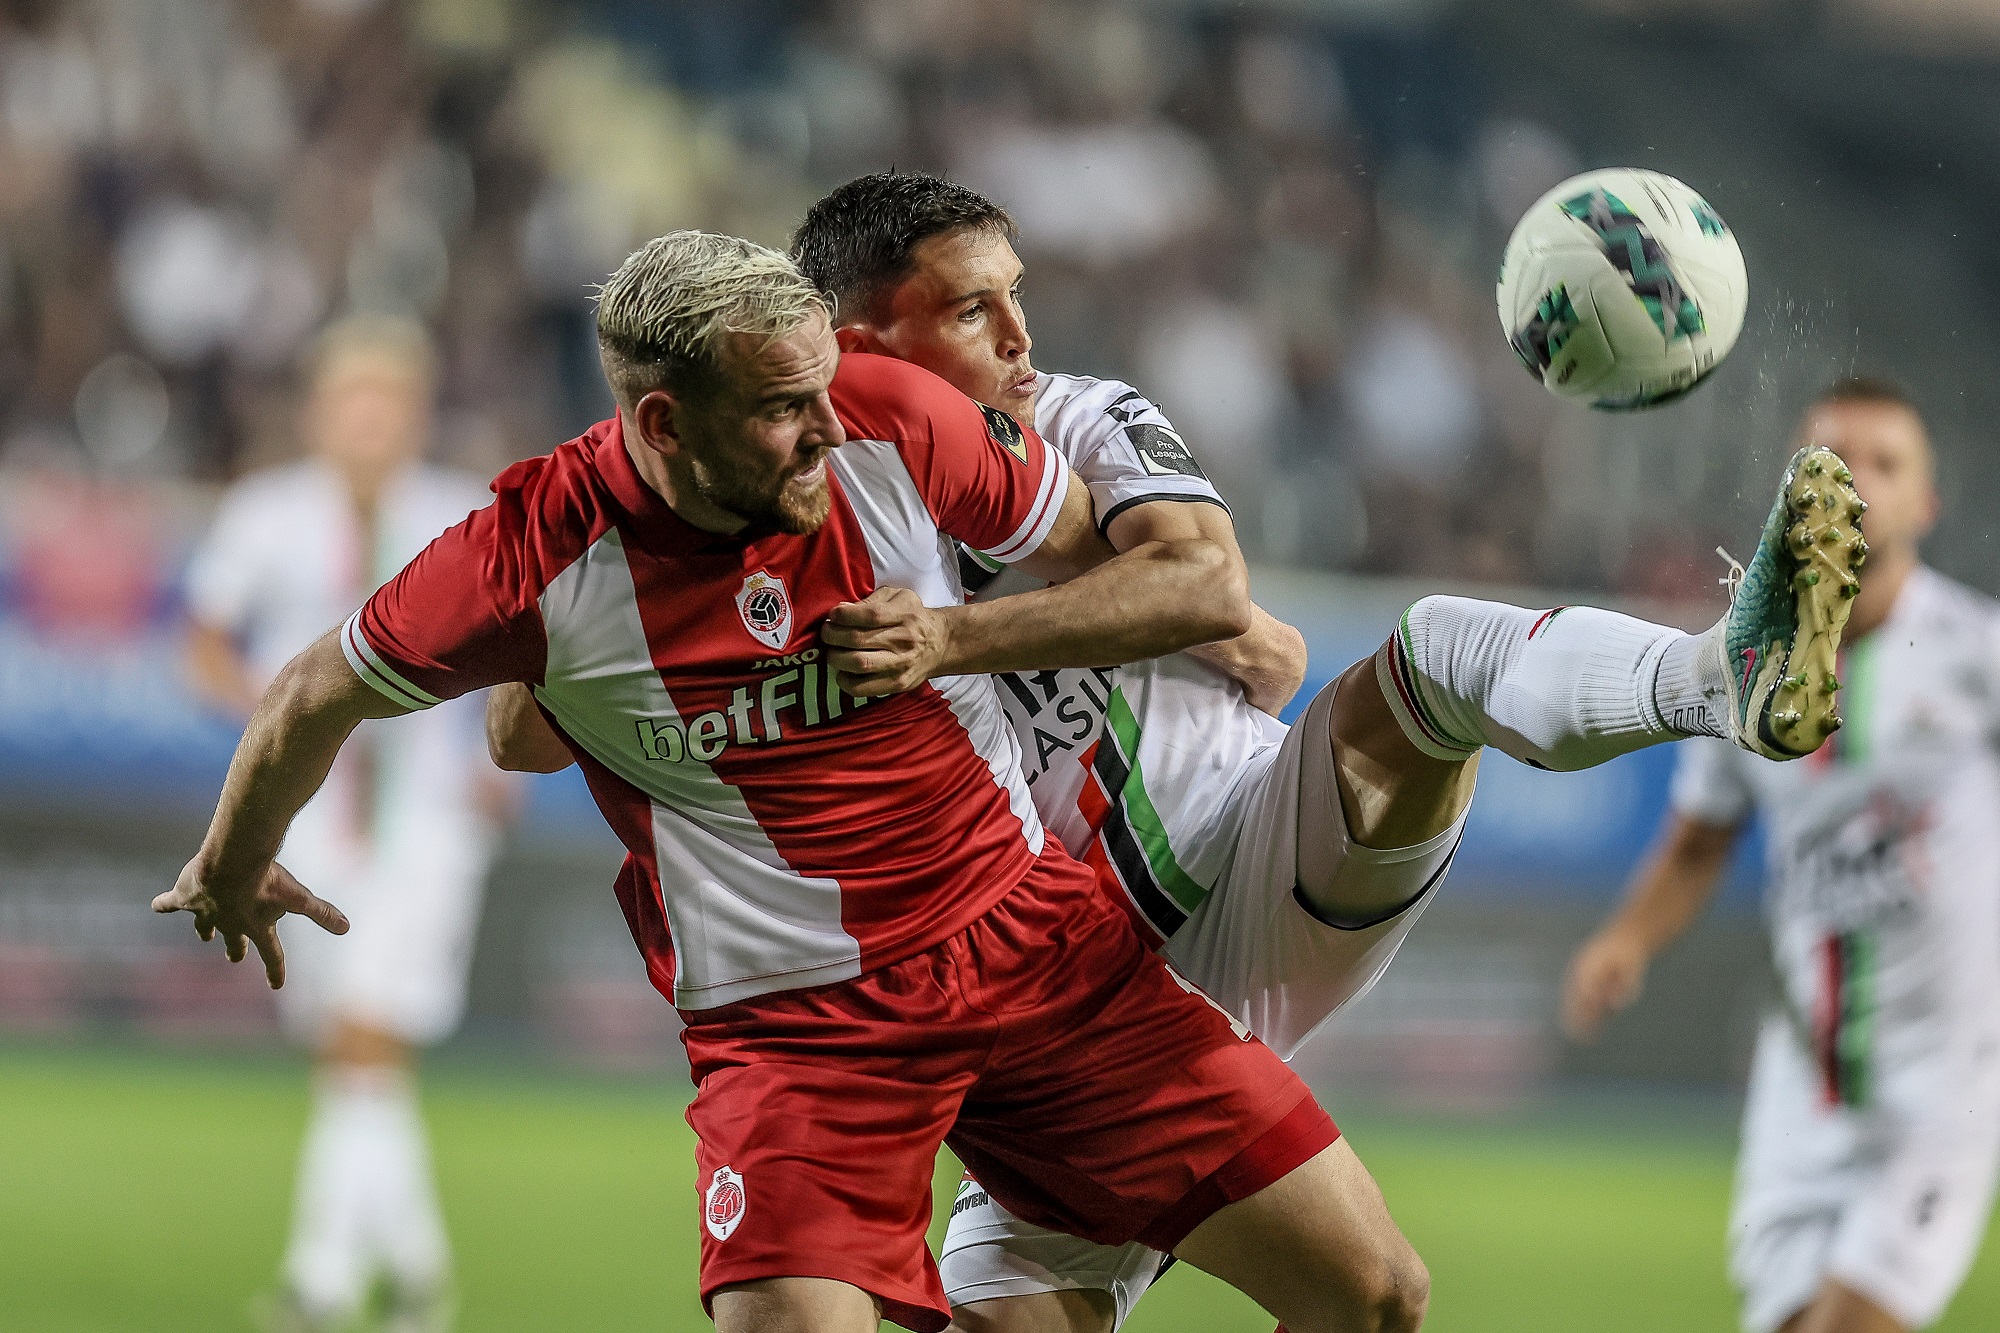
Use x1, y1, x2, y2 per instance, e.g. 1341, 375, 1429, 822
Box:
621, 414, 746, 535
333, 459, 397, 517
1844, 545, 1919, 639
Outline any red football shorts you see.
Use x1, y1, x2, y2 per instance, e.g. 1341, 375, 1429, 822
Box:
681, 852, 1337, 1331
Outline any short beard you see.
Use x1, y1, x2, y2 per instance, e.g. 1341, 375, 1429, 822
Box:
692, 450, 832, 535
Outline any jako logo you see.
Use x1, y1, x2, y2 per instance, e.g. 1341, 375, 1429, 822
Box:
705, 1165, 746, 1241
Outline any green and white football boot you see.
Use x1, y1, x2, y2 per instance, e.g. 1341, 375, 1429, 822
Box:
1705, 444, 1866, 760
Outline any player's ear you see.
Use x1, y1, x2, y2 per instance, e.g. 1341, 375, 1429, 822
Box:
834, 323, 883, 355
629, 390, 686, 459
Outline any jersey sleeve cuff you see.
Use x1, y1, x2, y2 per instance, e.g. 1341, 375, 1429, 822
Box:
341, 611, 441, 712
978, 448, 1068, 565
1095, 492, 1230, 536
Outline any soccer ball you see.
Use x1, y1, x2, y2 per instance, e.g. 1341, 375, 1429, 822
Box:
1497, 168, 1747, 411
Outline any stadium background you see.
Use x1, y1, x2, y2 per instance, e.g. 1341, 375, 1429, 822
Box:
2, 0, 1998, 1328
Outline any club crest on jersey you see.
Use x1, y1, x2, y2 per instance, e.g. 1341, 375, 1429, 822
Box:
980, 402, 1029, 465
705, 1165, 746, 1241
734, 570, 793, 652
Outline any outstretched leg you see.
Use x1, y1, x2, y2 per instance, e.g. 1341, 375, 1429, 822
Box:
1315, 442, 1863, 929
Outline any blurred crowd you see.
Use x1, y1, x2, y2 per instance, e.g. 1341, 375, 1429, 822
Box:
0, 0, 1727, 643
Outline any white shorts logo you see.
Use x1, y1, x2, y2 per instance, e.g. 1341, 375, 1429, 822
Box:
705, 1165, 746, 1242
735, 570, 794, 652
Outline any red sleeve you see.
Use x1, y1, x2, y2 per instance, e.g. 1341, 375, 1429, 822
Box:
828, 353, 1069, 564
341, 472, 548, 709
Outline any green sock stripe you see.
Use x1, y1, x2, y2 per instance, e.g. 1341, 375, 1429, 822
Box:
1391, 609, 1480, 753
1837, 929, 1876, 1107
1103, 688, 1210, 915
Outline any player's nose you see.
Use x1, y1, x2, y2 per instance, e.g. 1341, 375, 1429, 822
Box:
804, 391, 845, 449
997, 306, 1031, 360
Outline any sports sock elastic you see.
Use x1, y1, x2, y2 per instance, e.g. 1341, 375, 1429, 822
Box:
282, 1065, 450, 1313
1374, 596, 1726, 772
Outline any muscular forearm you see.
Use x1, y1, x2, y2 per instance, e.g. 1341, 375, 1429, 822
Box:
1186, 605, 1308, 715
186, 621, 263, 717
196, 632, 397, 885
1603, 822, 1734, 956
933, 537, 1251, 677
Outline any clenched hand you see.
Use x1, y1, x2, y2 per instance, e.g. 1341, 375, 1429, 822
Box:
821, 587, 952, 696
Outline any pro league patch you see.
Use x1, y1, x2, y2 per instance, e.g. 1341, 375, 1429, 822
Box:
980, 402, 1030, 464
1126, 422, 1205, 479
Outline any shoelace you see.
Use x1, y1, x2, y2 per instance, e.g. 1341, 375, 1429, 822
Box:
1715, 546, 1745, 600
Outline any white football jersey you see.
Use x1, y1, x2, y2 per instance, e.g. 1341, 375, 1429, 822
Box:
1671, 567, 2000, 1111
184, 459, 496, 873
994, 373, 1283, 941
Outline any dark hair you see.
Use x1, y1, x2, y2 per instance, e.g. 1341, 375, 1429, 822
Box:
791, 172, 1016, 322
1815, 375, 1921, 417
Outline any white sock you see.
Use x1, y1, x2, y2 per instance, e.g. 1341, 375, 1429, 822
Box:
283, 1067, 450, 1313
1374, 596, 1726, 772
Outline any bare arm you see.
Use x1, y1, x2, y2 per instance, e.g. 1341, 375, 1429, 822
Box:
185, 620, 264, 718
1560, 812, 1741, 1041
487, 681, 575, 773
1103, 500, 1307, 716
824, 471, 1253, 694
151, 629, 407, 985
1192, 606, 1308, 717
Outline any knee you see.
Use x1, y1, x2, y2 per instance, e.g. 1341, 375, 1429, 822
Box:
1354, 1247, 1430, 1333
1291, 1246, 1429, 1333
1380, 1250, 1431, 1332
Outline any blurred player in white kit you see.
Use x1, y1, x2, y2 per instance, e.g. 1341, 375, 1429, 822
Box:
183, 317, 502, 1331
1566, 378, 2000, 1333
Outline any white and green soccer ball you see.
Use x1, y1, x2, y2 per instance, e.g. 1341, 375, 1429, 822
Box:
1497, 167, 1747, 411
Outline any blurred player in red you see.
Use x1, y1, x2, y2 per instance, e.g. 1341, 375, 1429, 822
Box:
153, 233, 1442, 1333
1566, 381, 2000, 1333
183, 318, 504, 1331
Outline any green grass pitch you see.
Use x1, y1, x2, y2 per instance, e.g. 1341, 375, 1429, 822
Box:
3, 1046, 1995, 1332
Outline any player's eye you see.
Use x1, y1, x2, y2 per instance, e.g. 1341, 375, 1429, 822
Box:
959, 302, 983, 323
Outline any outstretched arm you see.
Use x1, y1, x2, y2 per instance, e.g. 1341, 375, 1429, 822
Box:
152, 628, 405, 986
824, 471, 1253, 695
1561, 811, 1740, 1041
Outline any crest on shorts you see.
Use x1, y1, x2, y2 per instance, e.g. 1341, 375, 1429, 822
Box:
705, 1165, 746, 1241
980, 402, 1029, 465
734, 570, 793, 652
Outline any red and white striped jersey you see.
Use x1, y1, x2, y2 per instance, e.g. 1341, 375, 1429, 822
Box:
342, 353, 1075, 1010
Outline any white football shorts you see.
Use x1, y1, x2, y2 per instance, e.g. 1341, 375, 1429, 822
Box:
940, 680, 1464, 1322
1730, 1017, 2000, 1333
272, 809, 495, 1049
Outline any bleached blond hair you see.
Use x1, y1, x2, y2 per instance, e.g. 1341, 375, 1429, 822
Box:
595, 231, 829, 406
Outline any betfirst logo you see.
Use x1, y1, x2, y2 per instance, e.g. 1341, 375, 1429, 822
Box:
633, 649, 871, 763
